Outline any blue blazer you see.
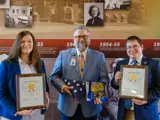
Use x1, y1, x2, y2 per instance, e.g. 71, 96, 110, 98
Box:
50, 48, 109, 117
0, 59, 48, 120
111, 57, 160, 120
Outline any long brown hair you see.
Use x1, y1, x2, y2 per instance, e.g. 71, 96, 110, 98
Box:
8, 30, 42, 71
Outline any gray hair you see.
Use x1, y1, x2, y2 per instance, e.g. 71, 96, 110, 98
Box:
74, 25, 90, 33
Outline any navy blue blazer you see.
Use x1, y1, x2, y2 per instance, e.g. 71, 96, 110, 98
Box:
0, 59, 49, 120
111, 57, 160, 120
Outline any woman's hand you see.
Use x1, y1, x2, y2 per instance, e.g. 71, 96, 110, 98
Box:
46, 92, 50, 109
16, 109, 37, 116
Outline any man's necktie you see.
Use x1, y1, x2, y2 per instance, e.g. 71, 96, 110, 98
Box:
125, 60, 138, 109
132, 60, 138, 65
125, 99, 132, 110
78, 54, 84, 77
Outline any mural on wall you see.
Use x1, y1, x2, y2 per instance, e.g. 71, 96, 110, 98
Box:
0, 0, 151, 39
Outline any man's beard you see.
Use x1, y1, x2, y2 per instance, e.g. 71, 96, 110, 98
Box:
76, 43, 88, 52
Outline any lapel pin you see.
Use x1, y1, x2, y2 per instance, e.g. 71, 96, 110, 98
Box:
72, 53, 76, 56
144, 61, 147, 65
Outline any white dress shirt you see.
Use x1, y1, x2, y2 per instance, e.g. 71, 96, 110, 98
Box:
18, 57, 37, 74
128, 55, 143, 66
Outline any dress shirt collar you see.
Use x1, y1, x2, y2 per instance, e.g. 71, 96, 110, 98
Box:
18, 57, 37, 74
128, 54, 143, 65
76, 48, 88, 61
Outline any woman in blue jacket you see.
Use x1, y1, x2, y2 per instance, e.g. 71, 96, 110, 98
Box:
0, 30, 49, 120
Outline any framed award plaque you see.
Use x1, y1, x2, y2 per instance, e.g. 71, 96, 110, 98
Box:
119, 65, 148, 100
16, 73, 46, 111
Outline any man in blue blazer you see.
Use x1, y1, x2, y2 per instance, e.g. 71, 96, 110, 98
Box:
111, 35, 160, 120
50, 25, 109, 120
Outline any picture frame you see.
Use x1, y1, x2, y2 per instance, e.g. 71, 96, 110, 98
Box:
5, 6, 33, 28
16, 73, 46, 111
119, 65, 148, 100
0, 0, 10, 9
84, 3, 104, 26
104, 0, 131, 10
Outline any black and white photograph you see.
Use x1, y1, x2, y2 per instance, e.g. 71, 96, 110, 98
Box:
5, 6, 33, 28
0, 0, 10, 9
105, 0, 131, 10
84, 3, 104, 26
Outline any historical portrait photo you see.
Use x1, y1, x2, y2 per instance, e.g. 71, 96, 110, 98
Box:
84, 3, 104, 26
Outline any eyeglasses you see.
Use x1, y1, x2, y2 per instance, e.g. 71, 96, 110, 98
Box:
74, 35, 89, 41
126, 45, 141, 50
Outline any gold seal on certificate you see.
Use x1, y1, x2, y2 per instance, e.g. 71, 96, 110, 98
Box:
16, 73, 46, 111
119, 65, 148, 100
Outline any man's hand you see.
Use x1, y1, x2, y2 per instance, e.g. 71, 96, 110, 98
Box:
115, 71, 122, 84
16, 109, 37, 116
94, 98, 102, 104
132, 99, 147, 105
62, 85, 73, 95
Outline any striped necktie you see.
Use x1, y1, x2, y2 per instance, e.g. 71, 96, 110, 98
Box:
78, 54, 84, 77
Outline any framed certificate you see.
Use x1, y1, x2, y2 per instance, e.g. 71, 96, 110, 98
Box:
119, 65, 148, 100
16, 73, 46, 111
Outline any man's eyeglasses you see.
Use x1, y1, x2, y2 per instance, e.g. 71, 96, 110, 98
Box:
74, 35, 89, 41
126, 45, 141, 50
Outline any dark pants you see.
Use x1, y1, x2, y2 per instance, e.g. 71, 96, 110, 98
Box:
60, 104, 97, 120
